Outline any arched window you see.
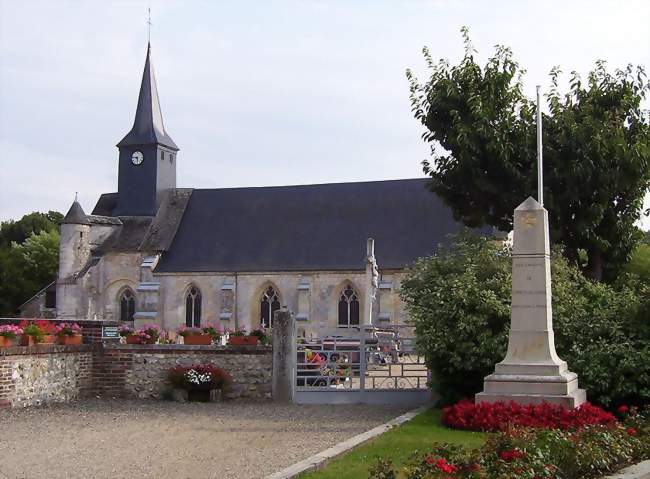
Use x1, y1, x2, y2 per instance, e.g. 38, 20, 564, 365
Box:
338, 285, 360, 326
119, 288, 136, 322
260, 286, 281, 328
185, 286, 202, 327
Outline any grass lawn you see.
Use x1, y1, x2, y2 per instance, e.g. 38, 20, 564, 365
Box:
299, 408, 486, 479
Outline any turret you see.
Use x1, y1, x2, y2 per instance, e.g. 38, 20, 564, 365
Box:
58, 197, 91, 281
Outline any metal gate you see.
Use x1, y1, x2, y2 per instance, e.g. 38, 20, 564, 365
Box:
294, 325, 431, 406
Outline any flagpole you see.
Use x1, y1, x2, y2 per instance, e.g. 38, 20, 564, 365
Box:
536, 85, 543, 207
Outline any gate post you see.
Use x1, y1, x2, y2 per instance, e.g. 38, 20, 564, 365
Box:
272, 308, 296, 403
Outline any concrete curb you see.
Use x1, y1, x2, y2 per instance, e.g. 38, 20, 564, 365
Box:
265, 405, 430, 479
605, 460, 650, 479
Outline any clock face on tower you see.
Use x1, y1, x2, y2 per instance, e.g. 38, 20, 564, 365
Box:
131, 151, 144, 166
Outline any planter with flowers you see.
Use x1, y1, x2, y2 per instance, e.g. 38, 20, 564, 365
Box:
32, 320, 56, 344
137, 324, 162, 344
19, 321, 45, 346
118, 324, 138, 343
167, 364, 232, 402
201, 324, 223, 345
249, 327, 270, 345
54, 322, 83, 345
227, 328, 258, 346
0, 325, 22, 348
178, 326, 212, 345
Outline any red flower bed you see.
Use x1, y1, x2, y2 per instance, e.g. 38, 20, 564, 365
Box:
442, 400, 616, 432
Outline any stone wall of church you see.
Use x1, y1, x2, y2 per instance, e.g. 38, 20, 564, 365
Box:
155, 270, 406, 335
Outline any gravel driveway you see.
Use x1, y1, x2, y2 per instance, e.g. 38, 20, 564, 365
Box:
0, 399, 408, 479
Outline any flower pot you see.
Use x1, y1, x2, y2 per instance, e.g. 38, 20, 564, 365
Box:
171, 388, 188, 402
145, 337, 158, 344
58, 335, 82, 346
20, 335, 38, 346
126, 335, 142, 344
228, 336, 258, 346
183, 335, 213, 345
40, 334, 56, 345
0, 336, 14, 348
187, 389, 221, 402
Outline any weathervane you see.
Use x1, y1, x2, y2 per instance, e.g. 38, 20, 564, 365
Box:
536, 85, 543, 207
147, 7, 152, 43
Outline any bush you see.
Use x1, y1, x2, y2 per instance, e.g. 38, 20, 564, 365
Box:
400, 234, 650, 407
370, 407, 650, 479
442, 400, 615, 432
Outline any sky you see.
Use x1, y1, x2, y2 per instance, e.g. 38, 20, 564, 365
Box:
1, 0, 649, 228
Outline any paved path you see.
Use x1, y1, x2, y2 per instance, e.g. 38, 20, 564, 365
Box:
0, 399, 408, 479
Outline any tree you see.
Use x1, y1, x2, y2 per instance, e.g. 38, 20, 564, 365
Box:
0, 212, 62, 315
406, 28, 650, 281
0, 211, 63, 247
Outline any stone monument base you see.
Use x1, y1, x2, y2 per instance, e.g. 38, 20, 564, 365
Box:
476, 362, 586, 408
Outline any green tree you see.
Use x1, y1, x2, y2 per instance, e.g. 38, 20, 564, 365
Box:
406, 28, 650, 281
0, 212, 62, 315
12, 230, 60, 289
0, 211, 63, 247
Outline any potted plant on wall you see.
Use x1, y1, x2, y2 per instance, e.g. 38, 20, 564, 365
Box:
137, 324, 162, 344
168, 364, 232, 402
35, 320, 56, 344
119, 324, 139, 344
19, 321, 45, 346
249, 327, 269, 345
177, 326, 208, 345
54, 322, 83, 345
0, 325, 22, 348
227, 327, 258, 346
202, 323, 223, 344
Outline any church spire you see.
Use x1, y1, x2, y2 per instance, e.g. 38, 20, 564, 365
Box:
117, 43, 178, 150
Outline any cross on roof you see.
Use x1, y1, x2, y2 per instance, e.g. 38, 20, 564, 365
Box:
147, 7, 152, 43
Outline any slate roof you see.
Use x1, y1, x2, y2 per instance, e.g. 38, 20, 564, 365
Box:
62, 200, 90, 225
92, 193, 118, 216
90, 189, 191, 254
155, 178, 473, 273
116, 43, 178, 150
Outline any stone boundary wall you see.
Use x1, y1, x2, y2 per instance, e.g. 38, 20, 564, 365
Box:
96, 344, 272, 400
0, 343, 272, 408
0, 345, 94, 408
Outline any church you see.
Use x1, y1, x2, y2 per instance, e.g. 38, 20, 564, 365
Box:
53, 43, 472, 336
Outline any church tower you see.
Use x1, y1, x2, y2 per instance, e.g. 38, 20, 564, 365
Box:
114, 43, 179, 216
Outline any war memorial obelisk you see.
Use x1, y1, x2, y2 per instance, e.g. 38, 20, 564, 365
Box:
476, 87, 586, 408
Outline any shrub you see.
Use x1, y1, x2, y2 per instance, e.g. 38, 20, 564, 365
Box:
400, 234, 511, 404
168, 364, 232, 391
442, 400, 616, 432
370, 406, 650, 479
400, 234, 650, 407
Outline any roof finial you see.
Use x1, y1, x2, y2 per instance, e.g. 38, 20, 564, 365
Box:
147, 7, 152, 44
75, 191, 78, 202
